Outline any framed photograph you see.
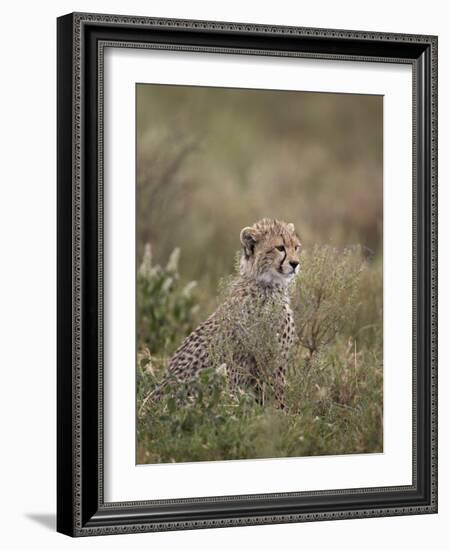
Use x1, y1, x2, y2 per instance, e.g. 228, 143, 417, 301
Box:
57, 12, 438, 536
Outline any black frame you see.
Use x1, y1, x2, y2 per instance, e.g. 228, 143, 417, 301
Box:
57, 12, 438, 537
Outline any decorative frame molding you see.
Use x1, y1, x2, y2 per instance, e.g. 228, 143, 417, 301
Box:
57, 12, 437, 537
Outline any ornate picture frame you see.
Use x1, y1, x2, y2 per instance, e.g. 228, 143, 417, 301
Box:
57, 12, 437, 536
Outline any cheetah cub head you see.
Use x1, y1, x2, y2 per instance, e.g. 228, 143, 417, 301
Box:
239, 218, 302, 287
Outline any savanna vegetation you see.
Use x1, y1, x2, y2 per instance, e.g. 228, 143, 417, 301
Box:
136, 85, 383, 463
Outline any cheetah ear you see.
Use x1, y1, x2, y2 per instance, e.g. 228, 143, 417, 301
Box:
240, 226, 257, 256
286, 222, 295, 233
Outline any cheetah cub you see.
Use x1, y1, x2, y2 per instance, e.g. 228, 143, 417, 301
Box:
163, 218, 301, 408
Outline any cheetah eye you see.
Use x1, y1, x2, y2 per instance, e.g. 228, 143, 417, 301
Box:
276, 245, 285, 252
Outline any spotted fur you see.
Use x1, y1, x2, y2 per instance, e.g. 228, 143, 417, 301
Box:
156, 218, 301, 408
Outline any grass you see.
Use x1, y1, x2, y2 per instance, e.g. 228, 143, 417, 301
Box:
136, 245, 383, 464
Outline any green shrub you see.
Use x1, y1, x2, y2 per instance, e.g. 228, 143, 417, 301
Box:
286, 338, 383, 454
137, 365, 266, 463
137, 244, 199, 356
290, 245, 365, 358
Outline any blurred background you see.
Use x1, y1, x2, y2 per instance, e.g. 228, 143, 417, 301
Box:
137, 84, 383, 314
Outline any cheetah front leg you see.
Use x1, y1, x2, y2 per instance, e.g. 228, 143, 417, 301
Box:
273, 364, 288, 411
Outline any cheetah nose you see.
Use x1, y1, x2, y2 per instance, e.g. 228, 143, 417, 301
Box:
289, 261, 299, 270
